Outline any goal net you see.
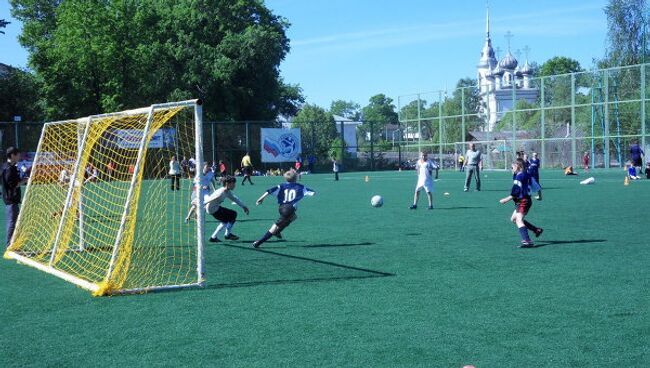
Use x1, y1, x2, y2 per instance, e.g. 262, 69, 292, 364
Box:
4, 100, 205, 296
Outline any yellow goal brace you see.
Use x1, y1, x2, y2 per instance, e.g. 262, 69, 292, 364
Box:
4, 100, 205, 296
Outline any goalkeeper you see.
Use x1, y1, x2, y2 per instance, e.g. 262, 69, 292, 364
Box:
204, 175, 249, 242
185, 162, 216, 223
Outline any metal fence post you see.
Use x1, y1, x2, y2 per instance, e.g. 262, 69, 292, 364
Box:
642, 64, 647, 153
340, 120, 345, 170
211, 122, 216, 163
438, 91, 443, 166
540, 77, 546, 169
571, 73, 577, 168
417, 93, 422, 153
370, 120, 374, 171
511, 81, 517, 160
604, 70, 610, 169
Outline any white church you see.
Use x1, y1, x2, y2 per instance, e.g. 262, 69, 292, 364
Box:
477, 9, 538, 131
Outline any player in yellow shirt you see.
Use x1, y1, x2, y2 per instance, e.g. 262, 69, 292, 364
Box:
241, 152, 254, 185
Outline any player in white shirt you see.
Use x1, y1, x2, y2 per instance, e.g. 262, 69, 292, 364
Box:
409, 152, 435, 210
58, 169, 71, 185
185, 162, 217, 223
203, 175, 249, 242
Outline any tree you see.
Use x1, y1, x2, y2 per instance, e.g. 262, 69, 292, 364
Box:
494, 99, 541, 132
291, 104, 337, 160
539, 56, 583, 76
602, 0, 647, 67
328, 137, 349, 161
0, 68, 44, 122
0, 19, 9, 34
330, 100, 360, 120
360, 94, 398, 142
10, 0, 303, 120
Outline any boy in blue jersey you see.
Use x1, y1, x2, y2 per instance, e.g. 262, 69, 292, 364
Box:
252, 170, 315, 248
499, 158, 543, 248
527, 152, 542, 200
627, 163, 640, 180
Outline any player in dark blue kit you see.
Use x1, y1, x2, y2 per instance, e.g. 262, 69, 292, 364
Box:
252, 170, 315, 248
527, 152, 542, 200
499, 158, 543, 248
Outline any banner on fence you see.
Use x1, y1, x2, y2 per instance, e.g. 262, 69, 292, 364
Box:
114, 128, 176, 149
261, 128, 301, 162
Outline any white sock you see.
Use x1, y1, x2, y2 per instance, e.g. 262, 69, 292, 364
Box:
224, 222, 234, 235
211, 222, 225, 239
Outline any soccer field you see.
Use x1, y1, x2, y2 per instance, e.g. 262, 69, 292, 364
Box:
1, 169, 648, 367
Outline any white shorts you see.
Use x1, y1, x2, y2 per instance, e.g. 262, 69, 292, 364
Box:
415, 180, 433, 193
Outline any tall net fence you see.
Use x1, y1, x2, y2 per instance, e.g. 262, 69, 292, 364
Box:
3, 64, 648, 172
397, 63, 650, 170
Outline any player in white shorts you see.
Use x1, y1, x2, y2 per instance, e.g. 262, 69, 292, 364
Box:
409, 152, 435, 210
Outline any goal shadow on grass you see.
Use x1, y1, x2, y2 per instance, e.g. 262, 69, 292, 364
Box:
204, 243, 394, 289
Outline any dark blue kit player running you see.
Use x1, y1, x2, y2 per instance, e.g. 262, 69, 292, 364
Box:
527, 152, 542, 200
253, 170, 315, 248
499, 158, 543, 248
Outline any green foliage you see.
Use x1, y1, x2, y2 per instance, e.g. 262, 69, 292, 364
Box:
602, 0, 648, 67
291, 104, 337, 160
330, 100, 360, 120
359, 94, 398, 141
328, 137, 349, 161
10, 0, 302, 120
495, 99, 541, 132
539, 56, 583, 76
0, 67, 44, 121
401, 78, 482, 144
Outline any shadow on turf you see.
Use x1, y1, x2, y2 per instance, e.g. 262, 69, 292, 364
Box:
527, 239, 607, 248
206, 218, 275, 223
298, 242, 375, 248
435, 206, 485, 210
203, 243, 395, 289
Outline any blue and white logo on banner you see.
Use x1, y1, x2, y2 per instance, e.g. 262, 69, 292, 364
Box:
261, 128, 302, 162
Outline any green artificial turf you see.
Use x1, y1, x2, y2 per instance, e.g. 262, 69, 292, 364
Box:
1, 169, 649, 367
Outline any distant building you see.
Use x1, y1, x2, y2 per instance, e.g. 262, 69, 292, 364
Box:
477, 9, 539, 131
333, 115, 362, 153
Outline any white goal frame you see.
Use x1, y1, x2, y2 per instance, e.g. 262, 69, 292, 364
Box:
5, 99, 205, 295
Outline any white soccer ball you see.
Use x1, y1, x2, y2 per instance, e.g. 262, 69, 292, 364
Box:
370, 195, 383, 207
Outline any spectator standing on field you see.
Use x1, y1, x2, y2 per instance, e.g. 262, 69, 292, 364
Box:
2, 147, 29, 248
630, 141, 645, 174
458, 154, 465, 172
332, 158, 340, 181
463, 143, 482, 192
218, 160, 227, 177
582, 151, 590, 172
241, 152, 254, 185
169, 155, 181, 191
180, 157, 189, 178
307, 155, 316, 173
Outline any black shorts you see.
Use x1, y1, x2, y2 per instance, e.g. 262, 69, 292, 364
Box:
275, 203, 297, 229
515, 196, 532, 215
632, 157, 643, 167
243, 166, 252, 175
212, 206, 237, 223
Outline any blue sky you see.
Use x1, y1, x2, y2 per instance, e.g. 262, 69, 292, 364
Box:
1, 0, 609, 109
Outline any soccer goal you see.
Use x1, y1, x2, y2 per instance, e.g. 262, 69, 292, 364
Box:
4, 100, 205, 296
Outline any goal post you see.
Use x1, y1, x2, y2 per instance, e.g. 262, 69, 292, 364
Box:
4, 100, 205, 296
